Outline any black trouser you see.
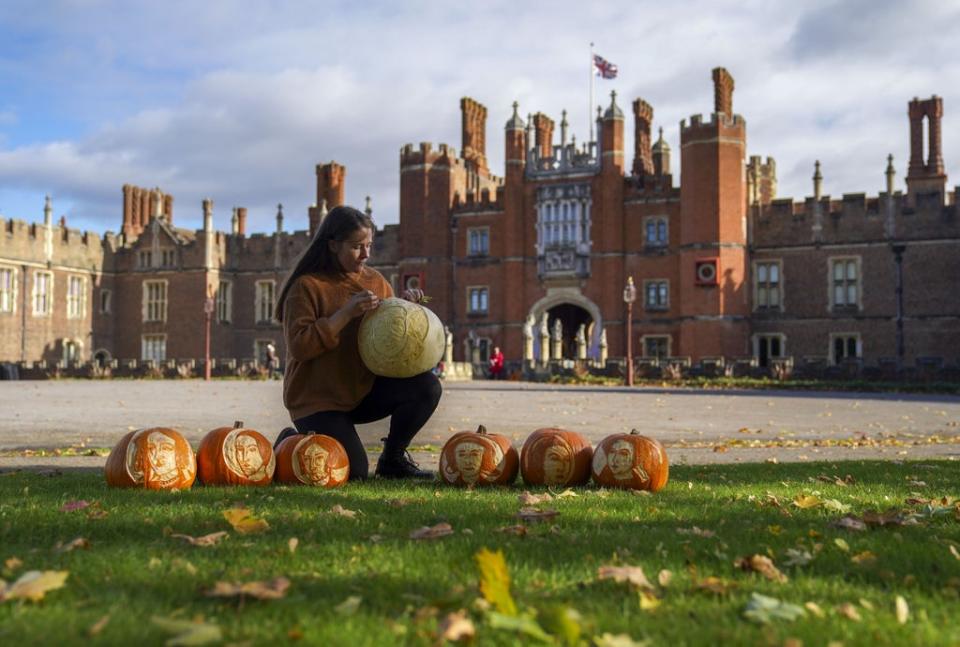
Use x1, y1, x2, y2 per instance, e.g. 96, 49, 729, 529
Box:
293, 371, 442, 480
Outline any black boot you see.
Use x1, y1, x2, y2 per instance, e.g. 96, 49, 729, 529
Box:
375, 449, 434, 480
273, 426, 299, 451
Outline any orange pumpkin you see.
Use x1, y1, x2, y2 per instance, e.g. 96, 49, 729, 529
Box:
274, 434, 350, 487
439, 425, 518, 486
520, 427, 593, 486
591, 430, 669, 491
197, 421, 275, 486
105, 427, 196, 489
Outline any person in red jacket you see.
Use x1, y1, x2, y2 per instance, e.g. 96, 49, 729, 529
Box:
488, 346, 504, 380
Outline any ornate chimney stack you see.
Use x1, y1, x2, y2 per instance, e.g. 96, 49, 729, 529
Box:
712, 67, 735, 115
460, 97, 489, 172
631, 98, 654, 176
532, 113, 555, 159
237, 207, 247, 236
906, 96, 947, 203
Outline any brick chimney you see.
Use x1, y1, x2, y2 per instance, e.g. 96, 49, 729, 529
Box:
236, 207, 247, 236
712, 67, 735, 115
632, 98, 654, 176
532, 113, 555, 159
460, 97, 488, 172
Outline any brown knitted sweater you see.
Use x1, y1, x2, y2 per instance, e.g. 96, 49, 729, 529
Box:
281, 267, 393, 420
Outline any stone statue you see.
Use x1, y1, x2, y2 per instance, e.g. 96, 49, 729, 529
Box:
599, 328, 608, 364
522, 314, 535, 362
551, 318, 563, 360
444, 325, 453, 365
576, 324, 587, 360
539, 313, 550, 364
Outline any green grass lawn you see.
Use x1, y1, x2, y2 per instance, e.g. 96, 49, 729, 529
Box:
1, 460, 959, 646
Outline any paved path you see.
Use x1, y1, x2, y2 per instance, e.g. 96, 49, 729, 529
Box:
2, 380, 959, 471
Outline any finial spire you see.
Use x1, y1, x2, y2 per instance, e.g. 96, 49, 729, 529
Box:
364, 195, 372, 216
885, 154, 896, 195
813, 160, 823, 199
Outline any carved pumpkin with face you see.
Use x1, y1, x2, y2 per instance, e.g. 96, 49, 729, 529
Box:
358, 297, 445, 378
274, 433, 350, 487
520, 427, 593, 487
197, 421, 275, 486
439, 425, 518, 487
591, 430, 668, 492
105, 427, 196, 490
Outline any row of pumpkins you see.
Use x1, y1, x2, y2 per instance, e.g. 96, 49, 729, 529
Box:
104, 422, 668, 492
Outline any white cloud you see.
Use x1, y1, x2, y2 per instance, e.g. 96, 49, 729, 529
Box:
0, 0, 957, 234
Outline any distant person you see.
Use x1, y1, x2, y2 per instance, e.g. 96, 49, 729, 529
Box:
265, 342, 279, 379
488, 346, 504, 380
272, 206, 441, 480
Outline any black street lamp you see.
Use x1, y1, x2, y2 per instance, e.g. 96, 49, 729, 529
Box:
623, 276, 636, 386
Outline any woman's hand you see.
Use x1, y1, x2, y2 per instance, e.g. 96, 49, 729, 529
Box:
401, 288, 425, 303
342, 290, 380, 318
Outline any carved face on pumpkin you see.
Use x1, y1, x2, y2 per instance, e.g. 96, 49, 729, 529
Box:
125, 429, 194, 487
300, 443, 329, 484
608, 440, 635, 480
455, 441, 485, 484
528, 434, 574, 485
223, 430, 271, 481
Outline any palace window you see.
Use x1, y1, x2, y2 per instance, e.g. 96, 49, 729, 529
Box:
138, 251, 153, 268
33, 271, 52, 316
67, 275, 86, 319
644, 280, 669, 310
754, 261, 782, 310
217, 280, 232, 323
63, 339, 81, 364
100, 289, 111, 315
830, 333, 861, 364
468, 227, 489, 256
536, 184, 591, 251
754, 333, 786, 368
642, 335, 671, 359
0, 266, 16, 313
142, 280, 168, 322
468, 287, 489, 314
141, 334, 167, 362
161, 249, 176, 267
644, 216, 668, 247
255, 280, 276, 323
830, 257, 860, 309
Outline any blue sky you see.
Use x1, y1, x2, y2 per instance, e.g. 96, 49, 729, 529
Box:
0, 0, 957, 234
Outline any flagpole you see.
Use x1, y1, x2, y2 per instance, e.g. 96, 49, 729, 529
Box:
589, 42, 595, 145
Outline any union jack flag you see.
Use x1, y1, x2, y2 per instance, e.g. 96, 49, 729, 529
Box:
593, 54, 618, 79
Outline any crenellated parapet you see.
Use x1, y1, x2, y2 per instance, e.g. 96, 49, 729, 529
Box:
679, 112, 746, 140
399, 142, 464, 171
0, 215, 112, 268
451, 185, 506, 214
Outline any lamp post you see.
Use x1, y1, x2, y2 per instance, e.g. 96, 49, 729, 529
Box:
203, 292, 214, 381
623, 276, 636, 387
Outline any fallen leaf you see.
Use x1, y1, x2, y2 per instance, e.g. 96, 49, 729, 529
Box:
556, 489, 579, 498
823, 499, 851, 514
895, 595, 909, 624
496, 525, 528, 537
783, 549, 814, 567
834, 538, 850, 552
694, 576, 737, 595
487, 611, 552, 641
861, 509, 918, 527
676, 526, 715, 538
151, 616, 222, 646
87, 614, 110, 637
476, 548, 517, 616
517, 507, 559, 523
206, 577, 290, 600
5, 557, 23, 570
742, 593, 806, 624
330, 504, 358, 519
657, 569, 673, 587
410, 522, 454, 540
288, 538, 299, 554
223, 507, 269, 534
55, 537, 90, 553
388, 498, 413, 508
638, 590, 661, 610
172, 558, 197, 575
734, 555, 788, 583
831, 517, 867, 532
334, 595, 362, 615
598, 565, 655, 591
950, 545, 960, 561
851, 551, 877, 565
804, 601, 825, 618
837, 603, 861, 621
437, 609, 475, 642
171, 532, 228, 547
859, 598, 874, 610
592, 633, 651, 647
0, 570, 69, 602
518, 491, 553, 506
60, 500, 91, 513
793, 494, 823, 509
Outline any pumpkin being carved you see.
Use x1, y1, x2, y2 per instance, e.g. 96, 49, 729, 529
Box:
520, 428, 593, 487
197, 421, 275, 486
274, 434, 350, 487
105, 427, 196, 489
439, 425, 518, 487
358, 297, 445, 378
591, 430, 669, 492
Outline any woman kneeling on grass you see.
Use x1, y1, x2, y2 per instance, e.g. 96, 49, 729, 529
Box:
273, 206, 441, 480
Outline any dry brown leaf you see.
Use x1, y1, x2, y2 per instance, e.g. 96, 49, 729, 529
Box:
517, 507, 559, 522
88, 614, 110, 637
436, 609, 475, 643
206, 576, 290, 600
694, 576, 736, 595
55, 537, 90, 554
657, 569, 673, 587
223, 507, 269, 534
860, 509, 918, 527
830, 516, 867, 532
409, 522, 454, 540
288, 537, 299, 554
676, 526, 715, 538
837, 602, 861, 621
518, 491, 553, 506
388, 498, 413, 508
556, 489, 579, 498
171, 531, 228, 547
895, 595, 909, 624
330, 504, 358, 519
950, 545, 960, 561
0, 570, 69, 602
804, 601, 825, 618
851, 551, 877, 565
734, 555, 788, 583
5, 557, 23, 570
793, 494, 823, 509
496, 525, 528, 537
597, 565, 655, 591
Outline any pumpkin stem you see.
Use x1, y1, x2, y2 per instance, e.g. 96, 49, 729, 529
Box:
630, 429, 640, 435
476, 425, 487, 435
233, 420, 244, 429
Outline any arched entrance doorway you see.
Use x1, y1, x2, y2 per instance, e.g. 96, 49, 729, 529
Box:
546, 303, 592, 359
93, 349, 112, 368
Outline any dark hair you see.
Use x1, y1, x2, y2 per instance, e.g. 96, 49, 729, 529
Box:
274, 205, 374, 322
